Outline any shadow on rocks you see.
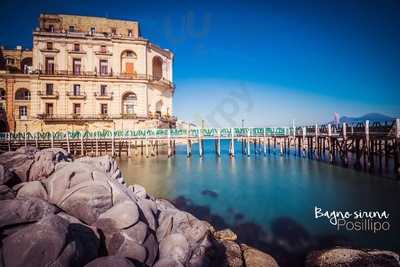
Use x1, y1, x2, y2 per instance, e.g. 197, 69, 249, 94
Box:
172, 195, 351, 267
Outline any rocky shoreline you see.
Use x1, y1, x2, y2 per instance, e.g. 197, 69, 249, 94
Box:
0, 147, 399, 267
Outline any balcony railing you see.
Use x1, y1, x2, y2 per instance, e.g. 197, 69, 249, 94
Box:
94, 92, 113, 100
66, 91, 87, 99
37, 70, 175, 89
38, 91, 59, 99
37, 113, 114, 121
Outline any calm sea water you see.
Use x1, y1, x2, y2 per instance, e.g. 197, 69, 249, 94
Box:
118, 140, 400, 267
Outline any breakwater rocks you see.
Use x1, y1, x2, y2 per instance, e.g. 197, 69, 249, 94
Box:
0, 147, 278, 267
0, 147, 399, 267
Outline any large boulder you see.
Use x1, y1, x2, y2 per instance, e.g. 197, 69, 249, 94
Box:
28, 148, 72, 181
306, 248, 400, 267
0, 151, 35, 185
159, 233, 190, 264
0, 197, 58, 228
44, 161, 114, 224
84, 256, 136, 267
96, 201, 139, 230
240, 244, 279, 267
15, 181, 48, 200
2, 214, 98, 267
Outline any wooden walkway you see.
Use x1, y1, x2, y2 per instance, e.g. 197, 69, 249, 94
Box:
0, 119, 399, 177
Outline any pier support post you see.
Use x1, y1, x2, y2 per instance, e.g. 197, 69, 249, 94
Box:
186, 126, 191, 157
263, 129, 267, 156
96, 133, 99, 156
365, 120, 372, 170
199, 128, 203, 157
328, 124, 333, 163
167, 130, 172, 157
342, 123, 348, 166
80, 132, 84, 156
66, 132, 70, 153
229, 128, 235, 157
35, 132, 38, 149
51, 132, 54, 149
302, 127, 306, 157
216, 129, 221, 157
247, 130, 251, 157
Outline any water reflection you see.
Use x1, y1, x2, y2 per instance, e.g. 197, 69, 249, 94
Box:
117, 140, 400, 267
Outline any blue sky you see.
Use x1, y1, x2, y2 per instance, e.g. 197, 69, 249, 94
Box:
1, 0, 399, 126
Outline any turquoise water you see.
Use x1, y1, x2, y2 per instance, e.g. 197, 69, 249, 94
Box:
118, 140, 400, 267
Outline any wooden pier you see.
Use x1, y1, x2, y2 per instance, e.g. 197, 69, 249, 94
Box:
0, 119, 399, 177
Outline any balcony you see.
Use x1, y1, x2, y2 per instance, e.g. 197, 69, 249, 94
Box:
37, 113, 114, 122
39, 48, 60, 53
39, 70, 97, 77
94, 92, 113, 100
121, 113, 137, 119
95, 50, 113, 56
38, 91, 59, 99
66, 91, 86, 99
68, 49, 87, 55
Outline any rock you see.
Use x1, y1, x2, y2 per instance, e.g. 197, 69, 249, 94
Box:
97, 201, 139, 229
0, 150, 35, 184
214, 228, 237, 241
220, 240, 243, 267
0, 197, 58, 228
240, 244, 279, 267
29, 148, 71, 181
182, 219, 211, 245
0, 164, 16, 186
15, 181, 48, 200
153, 258, 185, 267
305, 248, 400, 267
2, 215, 70, 267
84, 256, 137, 267
108, 232, 147, 263
77, 155, 122, 181
132, 184, 147, 198
0, 185, 15, 200
15, 146, 39, 155
44, 161, 114, 224
57, 220, 100, 266
143, 232, 158, 266
159, 233, 190, 264
157, 213, 174, 242
136, 198, 157, 231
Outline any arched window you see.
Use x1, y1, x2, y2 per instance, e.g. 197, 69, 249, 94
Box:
122, 92, 137, 114
121, 50, 137, 75
152, 56, 163, 80
0, 88, 6, 100
15, 88, 31, 100
20, 57, 32, 73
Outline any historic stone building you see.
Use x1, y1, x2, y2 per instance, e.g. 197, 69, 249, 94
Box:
0, 14, 175, 132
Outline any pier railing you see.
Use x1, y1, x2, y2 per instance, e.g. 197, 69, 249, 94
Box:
0, 119, 398, 142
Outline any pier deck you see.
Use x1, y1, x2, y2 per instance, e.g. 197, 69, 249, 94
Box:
0, 119, 399, 177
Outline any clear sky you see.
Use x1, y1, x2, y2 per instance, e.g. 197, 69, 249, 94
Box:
1, 0, 399, 127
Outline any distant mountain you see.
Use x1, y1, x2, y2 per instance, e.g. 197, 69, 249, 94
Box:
338, 113, 395, 124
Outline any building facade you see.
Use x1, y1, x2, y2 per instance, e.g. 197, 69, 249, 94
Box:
0, 14, 175, 132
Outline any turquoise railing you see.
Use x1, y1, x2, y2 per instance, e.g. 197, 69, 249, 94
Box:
0, 127, 290, 141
